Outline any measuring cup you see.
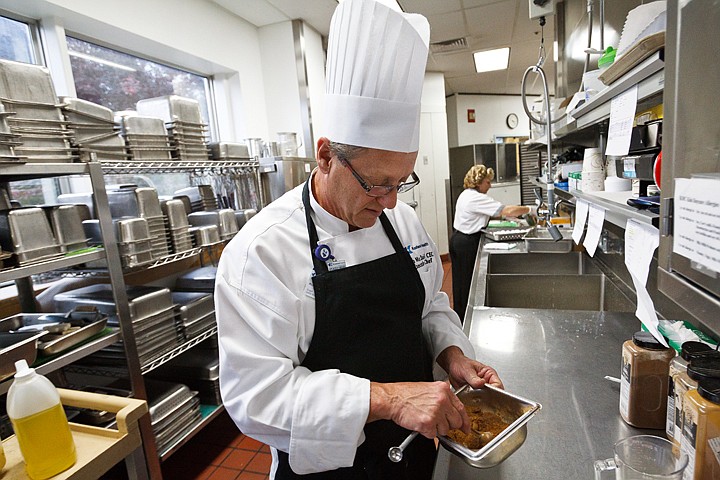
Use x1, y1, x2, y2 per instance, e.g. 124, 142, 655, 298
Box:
594, 435, 688, 480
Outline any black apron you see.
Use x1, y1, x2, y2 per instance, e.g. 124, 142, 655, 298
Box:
448, 230, 483, 322
275, 181, 436, 479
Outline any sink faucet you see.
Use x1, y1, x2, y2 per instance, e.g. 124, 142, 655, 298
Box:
522, 63, 563, 242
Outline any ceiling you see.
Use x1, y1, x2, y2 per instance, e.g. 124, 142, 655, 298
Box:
210, 0, 556, 96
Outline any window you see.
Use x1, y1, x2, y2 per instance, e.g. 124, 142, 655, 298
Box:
66, 36, 213, 128
66, 37, 215, 194
0, 14, 36, 63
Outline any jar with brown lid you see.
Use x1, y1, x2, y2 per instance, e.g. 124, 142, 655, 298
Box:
680, 378, 720, 480
667, 342, 718, 441
620, 331, 676, 429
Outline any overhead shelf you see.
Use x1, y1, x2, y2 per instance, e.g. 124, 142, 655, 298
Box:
529, 177, 659, 228
570, 50, 664, 129
0, 249, 105, 283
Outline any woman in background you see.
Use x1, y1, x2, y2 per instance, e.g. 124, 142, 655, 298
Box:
449, 164, 535, 321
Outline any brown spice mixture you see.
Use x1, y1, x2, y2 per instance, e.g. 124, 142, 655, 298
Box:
446, 406, 510, 450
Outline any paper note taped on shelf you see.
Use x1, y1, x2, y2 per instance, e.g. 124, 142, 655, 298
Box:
673, 177, 720, 274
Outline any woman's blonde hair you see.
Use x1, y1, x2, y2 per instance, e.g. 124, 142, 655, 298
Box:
463, 164, 495, 189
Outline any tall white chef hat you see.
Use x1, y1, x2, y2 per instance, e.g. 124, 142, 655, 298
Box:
324, 0, 430, 153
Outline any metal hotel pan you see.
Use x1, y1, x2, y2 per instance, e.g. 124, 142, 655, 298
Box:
59, 96, 114, 122
438, 384, 541, 469
54, 285, 174, 322
0, 310, 108, 356
0, 207, 64, 265
0, 59, 58, 103
136, 95, 203, 124
0, 331, 47, 381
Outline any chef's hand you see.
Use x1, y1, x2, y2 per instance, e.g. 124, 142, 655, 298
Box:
368, 381, 471, 438
437, 346, 504, 390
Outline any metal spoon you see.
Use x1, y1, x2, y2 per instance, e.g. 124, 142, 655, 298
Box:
387, 431, 418, 463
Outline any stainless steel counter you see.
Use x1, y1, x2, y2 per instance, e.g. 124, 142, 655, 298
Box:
432, 245, 657, 480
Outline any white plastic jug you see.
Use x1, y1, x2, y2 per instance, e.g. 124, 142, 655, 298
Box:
7, 360, 76, 479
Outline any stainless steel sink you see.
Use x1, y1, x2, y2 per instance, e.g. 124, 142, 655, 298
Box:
477, 252, 636, 312
486, 252, 600, 275
484, 273, 635, 312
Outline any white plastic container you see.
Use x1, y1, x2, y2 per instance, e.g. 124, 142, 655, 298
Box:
7, 360, 76, 479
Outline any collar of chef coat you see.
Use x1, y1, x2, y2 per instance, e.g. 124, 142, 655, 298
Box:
307, 171, 377, 236
306, 172, 396, 267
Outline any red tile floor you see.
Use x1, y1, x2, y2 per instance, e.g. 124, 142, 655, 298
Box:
107, 257, 453, 479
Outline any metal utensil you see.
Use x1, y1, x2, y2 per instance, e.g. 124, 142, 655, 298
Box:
387, 431, 418, 463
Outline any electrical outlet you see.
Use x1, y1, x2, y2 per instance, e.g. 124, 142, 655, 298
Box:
529, 0, 555, 19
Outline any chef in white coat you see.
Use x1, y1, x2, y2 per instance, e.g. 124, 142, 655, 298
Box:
215, 0, 503, 478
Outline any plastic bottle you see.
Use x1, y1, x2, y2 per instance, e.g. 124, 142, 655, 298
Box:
681, 377, 720, 480
666, 342, 717, 442
7, 360, 76, 479
620, 331, 676, 429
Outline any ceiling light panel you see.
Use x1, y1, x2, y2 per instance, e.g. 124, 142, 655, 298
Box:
473, 47, 510, 72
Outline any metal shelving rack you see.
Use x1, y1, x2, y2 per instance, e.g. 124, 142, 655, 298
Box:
0, 161, 154, 479
97, 159, 256, 476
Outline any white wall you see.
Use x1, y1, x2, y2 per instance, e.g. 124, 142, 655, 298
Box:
399, 72, 451, 254
447, 93, 538, 147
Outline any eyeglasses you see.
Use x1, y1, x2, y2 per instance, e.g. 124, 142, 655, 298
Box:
338, 157, 420, 197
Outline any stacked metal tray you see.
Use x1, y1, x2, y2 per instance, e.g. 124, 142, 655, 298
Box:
144, 379, 203, 454
54, 285, 181, 368
148, 349, 221, 405
118, 114, 174, 161
42, 204, 90, 254
0, 207, 64, 266
160, 199, 193, 254
170, 291, 216, 340
136, 95, 211, 162
59, 96, 128, 162
106, 186, 169, 259
174, 185, 218, 212
188, 209, 239, 242
0, 309, 108, 357
0, 59, 75, 163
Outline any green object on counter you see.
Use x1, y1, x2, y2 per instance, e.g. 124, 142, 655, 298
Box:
598, 46, 616, 69
651, 320, 718, 354
487, 220, 519, 228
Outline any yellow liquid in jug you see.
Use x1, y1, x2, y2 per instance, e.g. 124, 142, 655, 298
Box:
12, 403, 76, 479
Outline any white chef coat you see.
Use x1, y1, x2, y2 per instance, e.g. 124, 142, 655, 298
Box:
215, 175, 474, 476
453, 188, 504, 235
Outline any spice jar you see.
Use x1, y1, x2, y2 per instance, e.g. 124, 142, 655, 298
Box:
666, 342, 717, 442
680, 377, 720, 480
620, 331, 676, 429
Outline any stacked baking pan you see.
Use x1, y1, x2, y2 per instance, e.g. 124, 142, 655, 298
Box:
106, 186, 169, 259
136, 95, 210, 161
118, 114, 174, 161
148, 349, 221, 405
170, 291, 216, 340
188, 209, 238, 242
42, 204, 90, 254
54, 285, 181, 368
145, 379, 203, 454
174, 185, 218, 212
160, 199, 193, 254
83, 217, 154, 269
0, 207, 64, 266
0, 59, 76, 163
59, 96, 128, 162
0, 103, 21, 162
209, 141, 249, 160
